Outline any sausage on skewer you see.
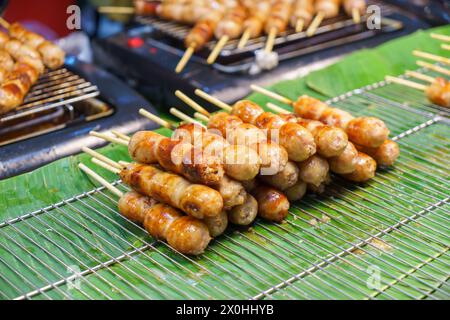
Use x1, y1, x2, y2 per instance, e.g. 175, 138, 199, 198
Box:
290, 0, 315, 32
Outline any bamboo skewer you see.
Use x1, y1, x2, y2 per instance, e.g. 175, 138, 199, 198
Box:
295, 19, 305, 33
264, 27, 277, 53
385, 76, 428, 91
207, 35, 229, 65
237, 29, 251, 49
352, 8, 361, 24
416, 60, 450, 77
413, 50, 450, 65
266, 102, 290, 114
306, 11, 324, 37
92, 158, 122, 175
405, 71, 435, 83
250, 84, 294, 105
98, 6, 135, 14
82, 147, 123, 169
430, 33, 450, 42
78, 163, 123, 197
89, 131, 129, 146
194, 112, 210, 122
175, 90, 210, 116
111, 130, 130, 142
442, 44, 450, 51
139, 108, 175, 129
0, 17, 10, 29
169, 107, 206, 128
194, 89, 233, 112
175, 44, 196, 73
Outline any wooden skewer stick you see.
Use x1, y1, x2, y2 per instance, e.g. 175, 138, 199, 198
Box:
352, 8, 361, 24
385, 76, 427, 91
306, 11, 324, 37
111, 130, 131, 142
79, 163, 123, 197
98, 6, 135, 14
175, 44, 195, 73
92, 158, 122, 175
295, 19, 305, 33
266, 102, 290, 115
90, 131, 129, 146
119, 160, 131, 166
175, 90, 210, 116
430, 33, 450, 42
416, 60, 450, 76
194, 112, 210, 122
265, 27, 277, 53
0, 17, 10, 29
207, 35, 229, 64
413, 50, 450, 66
250, 84, 294, 105
405, 71, 435, 83
442, 44, 450, 51
170, 107, 206, 128
237, 29, 251, 49
82, 146, 123, 169
139, 108, 175, 129
194, 89, 233, 112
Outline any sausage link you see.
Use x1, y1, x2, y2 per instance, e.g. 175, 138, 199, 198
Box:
119, 191, 211, 255
284, 180, 307, 202
343, 0, 366, 16
315, 0, 341, 18
260, 161, 299, 190
291, 0, 315, 28
425, 78, 450, 108
346, 117, 390, 148
342, 152, 377, 182
328, 141, 358, 174
227, 194, 258, 226
252, 185, 290, 223
204, 210, 228, 237
355, 140, 399, 167
297, 154, 330, 187
120, 163, 224, 219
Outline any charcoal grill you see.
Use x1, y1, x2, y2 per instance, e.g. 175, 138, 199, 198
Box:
0, 64, 448, 300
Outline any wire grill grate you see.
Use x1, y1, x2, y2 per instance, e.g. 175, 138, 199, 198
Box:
0, 68, 100, 123
0, 68, 449, 300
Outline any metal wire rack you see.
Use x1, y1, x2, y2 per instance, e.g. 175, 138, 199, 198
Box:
0, 68, 449, 300
0, 68, 100, 123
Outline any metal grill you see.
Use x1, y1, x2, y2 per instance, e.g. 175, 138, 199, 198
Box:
0, 67, 449, 300
135, 0, 398, 62
0, 68, 100, 123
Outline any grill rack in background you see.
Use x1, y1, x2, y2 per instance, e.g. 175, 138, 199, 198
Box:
135, 0, 398, 67
0, 68, 100, 124
0, 67, 449, 300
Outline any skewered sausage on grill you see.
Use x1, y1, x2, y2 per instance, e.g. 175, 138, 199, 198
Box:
119, 163, 224, 219
252, 184, 290, 223
227, 194, 258, 226
355, 140, 400, 167
207, 112, 289, 174
231, 100, 316, 162
297, 154, 330, 187
241, 1, 271, 38
119, 191, 211, 255
328, 141, 358, 174
264, 0, 293, 35
204, 210, 228, 237
315, 0, 341, 18
260, 161, 299, 191
284, 180, 307, 201
8, 23, 65, 69
291, 0, 315, 30
343, 0, 366, 17
127, 130, 246, 209
293, 96, 390, 148
214, 4, 247, 40
342, 152, 376, 182
184, 9, 224, 50
425, 77, 450, 108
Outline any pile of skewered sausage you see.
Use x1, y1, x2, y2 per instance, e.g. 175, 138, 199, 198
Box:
86, 82, 399, 256
0, 22, 65, 115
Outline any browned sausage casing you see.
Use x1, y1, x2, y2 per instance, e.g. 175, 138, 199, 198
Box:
120, 163, 224, 219
328, 141, 358, 174
204, 210, 228, 237
297, 154, 330, 187
252, 185, 290, 223
260, 161, 299, 190
227, 194, 258, 226
425, 77, 450, 108
118, 191, 211, 255
284, 180, 307, 202
355, 140, 400, 167
342, 152, 377, 182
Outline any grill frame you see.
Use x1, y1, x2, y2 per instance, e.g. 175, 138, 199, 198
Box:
0, 66, 449, 300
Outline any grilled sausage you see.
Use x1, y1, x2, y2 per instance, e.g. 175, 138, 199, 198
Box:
204, 210, 228, 237
355, 140, 399, 167
231, 100, 316, 162
315, 0, 342, 18
328, 141, 358, 174
426, 77, 450, 108
118, 191, 211, 255
214, 5, 247, 39
227, 194, 258, 226
252, 185, 290, 223
0, 50, 14, 72
284, 180, 307, 202
264, 0, 292, 34
260, 161, 299, 190
297, 154, 330, 187
293, 95, 389, 148
291, 0, 315, 28
342, 152, 376, 182
119, 163, 224, 219
185, 9, 223, 49
343, 0, 366, 16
